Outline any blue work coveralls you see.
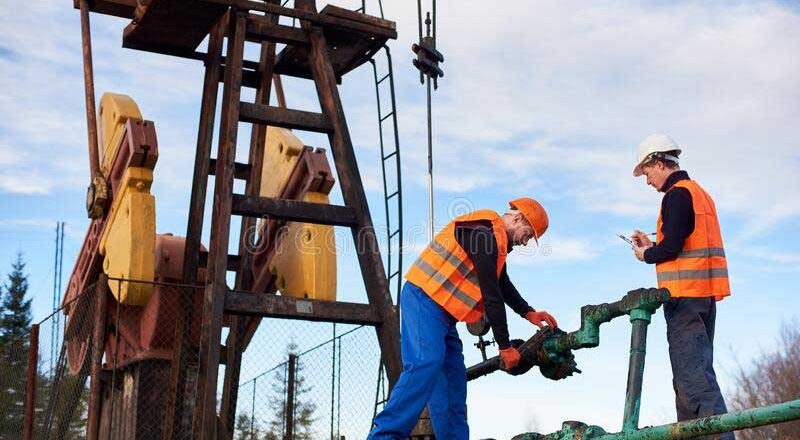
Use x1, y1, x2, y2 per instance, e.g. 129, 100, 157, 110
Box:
367, 281, 469, 439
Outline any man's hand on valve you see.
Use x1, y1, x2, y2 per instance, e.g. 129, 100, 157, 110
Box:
499, 346, 521, 370
525, 310, 558, 329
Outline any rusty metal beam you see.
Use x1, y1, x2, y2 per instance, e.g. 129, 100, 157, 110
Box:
224, 291, 383, 325
208, 158, 251, 180
165, 15, 225, 440
298, 0, 402, 386
72, 0, 137, 18
79, 0, 100, 183
201, 0, 397, 38
193, 10, 248, 440
231, 194, 357, 226
219, 9, 280, 436
285, 354, 297, 440
22, 324, 39, 440
239, 103, 333, 133
198, 251, 242, 272
245, 17, 309, 46
86, 275, 109, 440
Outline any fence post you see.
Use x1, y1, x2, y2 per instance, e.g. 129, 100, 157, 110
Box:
285, 353, 297, 440
23, 323, 40, 440
87, 274, 109, 440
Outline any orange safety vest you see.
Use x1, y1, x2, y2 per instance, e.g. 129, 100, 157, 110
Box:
656, 179, 730, 301
405, 210, 508, 323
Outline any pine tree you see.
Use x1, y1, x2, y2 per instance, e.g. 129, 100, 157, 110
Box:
0, 253, 33, 439
0, 253, 32, 345
237, 412, 267, 440
266, 341, 318, 440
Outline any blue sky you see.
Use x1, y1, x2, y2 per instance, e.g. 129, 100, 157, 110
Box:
1, 0, 799, 438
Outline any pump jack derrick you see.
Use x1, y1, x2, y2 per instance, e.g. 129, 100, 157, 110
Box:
181, 2, 403, 439
69, 0, 403, 439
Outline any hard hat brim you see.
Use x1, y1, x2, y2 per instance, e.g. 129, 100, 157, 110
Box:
633, 146, 682, 177
633, 162, 645, 177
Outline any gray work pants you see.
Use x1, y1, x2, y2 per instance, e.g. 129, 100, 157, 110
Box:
664, 296, 734, 440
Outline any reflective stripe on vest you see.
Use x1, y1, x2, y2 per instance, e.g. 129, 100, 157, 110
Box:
409, 256, 480, 309
404, 209, 508, 323
677, 247, 726, 258
657, 267, 729, 282
655, 179, 730, 300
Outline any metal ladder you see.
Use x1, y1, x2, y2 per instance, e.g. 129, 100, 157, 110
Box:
370, 45, 403, 308
360, 0, 403, 423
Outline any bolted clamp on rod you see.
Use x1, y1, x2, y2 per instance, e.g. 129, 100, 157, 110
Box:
412, 12, 444, 88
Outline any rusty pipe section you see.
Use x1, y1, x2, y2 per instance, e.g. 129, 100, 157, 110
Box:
79, 0, 100, 182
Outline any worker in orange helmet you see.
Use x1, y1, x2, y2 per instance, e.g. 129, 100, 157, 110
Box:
629, 134, 732, 440
368, 197, 558, 440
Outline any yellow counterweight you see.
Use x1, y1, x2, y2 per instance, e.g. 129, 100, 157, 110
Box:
261, 127, 337, 301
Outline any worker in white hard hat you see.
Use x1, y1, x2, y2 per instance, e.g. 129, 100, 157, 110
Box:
629, 134, 733, 440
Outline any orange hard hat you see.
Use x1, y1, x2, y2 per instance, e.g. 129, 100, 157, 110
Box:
509, 197, 549, 243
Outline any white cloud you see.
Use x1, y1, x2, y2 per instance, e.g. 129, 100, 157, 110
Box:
383, 1, 800, 242
735, 245, 800, 267
509, 234, 600, 265
0, 218, 56, 230
0, 2, 201, 197
0, 169, 54, 194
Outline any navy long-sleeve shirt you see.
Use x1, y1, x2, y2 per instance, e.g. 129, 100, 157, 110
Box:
455, 221, 533, 349
643, 170, 695, 264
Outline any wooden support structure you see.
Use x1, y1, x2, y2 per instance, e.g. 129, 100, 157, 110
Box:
219, 8, 278, 435
231, 195, 358, 226
164, 16, 226, 440
193, 9, 248, 439
72, 1, 402, 438
22, 324, 39, 440
189, 2, 402, 438
224, 291, 383, 325
86, 274, 109, 440
284, 354, 297, 440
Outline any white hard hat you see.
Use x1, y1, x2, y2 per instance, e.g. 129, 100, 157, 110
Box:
633, 133, 681, 176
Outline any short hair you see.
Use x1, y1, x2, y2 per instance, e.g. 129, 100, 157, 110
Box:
645, 150, 680, 169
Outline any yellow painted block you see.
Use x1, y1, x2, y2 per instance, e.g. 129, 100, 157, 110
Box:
269, 192, 337, 301
259, 126, 304, 197
98, 93, 142, 175
99, 167, 156, 305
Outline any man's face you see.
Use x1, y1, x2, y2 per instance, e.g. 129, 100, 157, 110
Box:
508, 214, 535, 247
641, 161, 669, 191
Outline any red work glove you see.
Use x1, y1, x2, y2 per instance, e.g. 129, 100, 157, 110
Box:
525, 310, 558, 329
499, 347, 521, 370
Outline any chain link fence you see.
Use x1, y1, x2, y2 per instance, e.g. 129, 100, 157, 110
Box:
235, 320, 384, 440
0, 280, 97, 440
1, 277, 384, 439
0, 326, 31, 439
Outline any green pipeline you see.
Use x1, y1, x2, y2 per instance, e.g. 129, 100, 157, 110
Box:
511, 399, 800, 440
543, 288, 669, 357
